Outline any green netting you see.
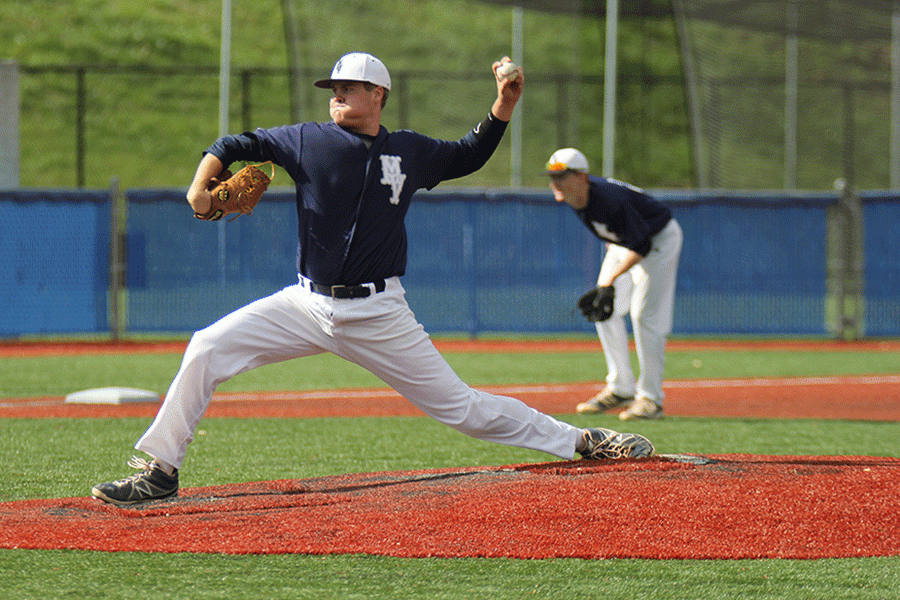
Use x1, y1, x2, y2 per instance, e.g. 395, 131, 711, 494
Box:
674, 0, 899, 190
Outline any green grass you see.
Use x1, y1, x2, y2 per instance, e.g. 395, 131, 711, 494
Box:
1, 550, 896, 600
4, 414, 900, 502
2, 415, 900, 599
2, 343, 900, 598
0, 0, 692, 189
2, 551, 899, 600
2, 345, 898, 398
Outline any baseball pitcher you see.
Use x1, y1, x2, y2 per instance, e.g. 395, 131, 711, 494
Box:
91, 55, 655, 507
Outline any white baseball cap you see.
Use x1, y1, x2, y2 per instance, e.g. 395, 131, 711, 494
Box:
314, 52, 392, 90
545, 148, 590, 175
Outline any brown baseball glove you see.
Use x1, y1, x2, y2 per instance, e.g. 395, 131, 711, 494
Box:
195, 161, 275, 222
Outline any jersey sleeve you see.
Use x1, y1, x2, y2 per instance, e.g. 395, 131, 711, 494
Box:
204, 133, 263, 166
204, 126, 300, 171
408, 113, 509, 190
440, 113, 508, 181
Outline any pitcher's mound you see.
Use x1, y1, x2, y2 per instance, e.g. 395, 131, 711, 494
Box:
2, 454, 898, 559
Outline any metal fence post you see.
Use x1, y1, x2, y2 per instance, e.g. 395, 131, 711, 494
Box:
828, 178, 865, 340
555, 74, 568, 150
464, 201, 478, 338
76, 67, 86, 188
0, 60, 20, 188
395, 72, 408, 130
241, 68, 252, 131
109, 177, 126, 339
841, 182, 865, 339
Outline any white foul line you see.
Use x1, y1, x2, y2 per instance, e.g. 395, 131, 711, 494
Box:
207, 375, 900, 403
3, 375, 898, 408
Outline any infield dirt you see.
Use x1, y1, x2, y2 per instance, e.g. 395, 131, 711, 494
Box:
1, 339, 899, 559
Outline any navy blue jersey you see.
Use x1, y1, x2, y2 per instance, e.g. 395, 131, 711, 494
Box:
575, 176, 672, 257
206, 115, 507, 285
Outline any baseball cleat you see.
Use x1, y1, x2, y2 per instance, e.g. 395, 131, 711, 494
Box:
578, 427, 654, 460
576, 388, 634, 414
618, 397, 664, 421
91, 456, 179, 506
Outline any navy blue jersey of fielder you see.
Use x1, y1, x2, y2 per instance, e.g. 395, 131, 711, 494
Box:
205, 114, 507, 286
575, 176, 672, 257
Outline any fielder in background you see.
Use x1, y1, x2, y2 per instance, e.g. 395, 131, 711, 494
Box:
546, 148, 683, 420
91, 53, 654, 507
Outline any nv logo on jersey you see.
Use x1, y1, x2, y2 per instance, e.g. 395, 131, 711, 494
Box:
591, 221, 622, 243
379, 155, 406, 205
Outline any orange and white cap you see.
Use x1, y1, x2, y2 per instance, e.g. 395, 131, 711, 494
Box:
545, 147, 589, 175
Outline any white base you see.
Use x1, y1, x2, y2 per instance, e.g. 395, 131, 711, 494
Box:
65, 387, 160, 405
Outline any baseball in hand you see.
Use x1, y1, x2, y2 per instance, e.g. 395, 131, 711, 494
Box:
497, 61, 521, 82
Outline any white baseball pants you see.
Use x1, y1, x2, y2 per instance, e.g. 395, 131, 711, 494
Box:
595, 219, 683, 404
136, 276, 583, 469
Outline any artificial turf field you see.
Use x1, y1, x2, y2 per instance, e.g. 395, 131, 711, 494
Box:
2, 338, 899, 599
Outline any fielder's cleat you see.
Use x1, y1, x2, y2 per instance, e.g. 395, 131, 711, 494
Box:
618, 396, 664, 421
91, 456, 179, 506
578, 427, 654, 460
576, 388, 634, 414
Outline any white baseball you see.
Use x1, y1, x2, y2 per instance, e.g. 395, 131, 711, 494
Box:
497, 61, 520, 81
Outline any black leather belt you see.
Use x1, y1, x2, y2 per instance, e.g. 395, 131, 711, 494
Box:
306, 279, 386, 299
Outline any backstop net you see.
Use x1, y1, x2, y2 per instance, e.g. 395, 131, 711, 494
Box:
673, 0, 899, 191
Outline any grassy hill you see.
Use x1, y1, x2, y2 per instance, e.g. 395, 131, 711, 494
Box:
0, 0, 691, 189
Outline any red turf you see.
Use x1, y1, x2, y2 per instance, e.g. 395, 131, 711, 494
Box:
2, 339, 899, 559
2, 455, 899, 559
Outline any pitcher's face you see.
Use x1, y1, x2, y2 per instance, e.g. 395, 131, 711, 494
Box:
329, 82, 383, 134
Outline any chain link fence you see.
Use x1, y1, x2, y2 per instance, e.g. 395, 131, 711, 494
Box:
13, 62, 690, 189
674, 0, 899, 190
